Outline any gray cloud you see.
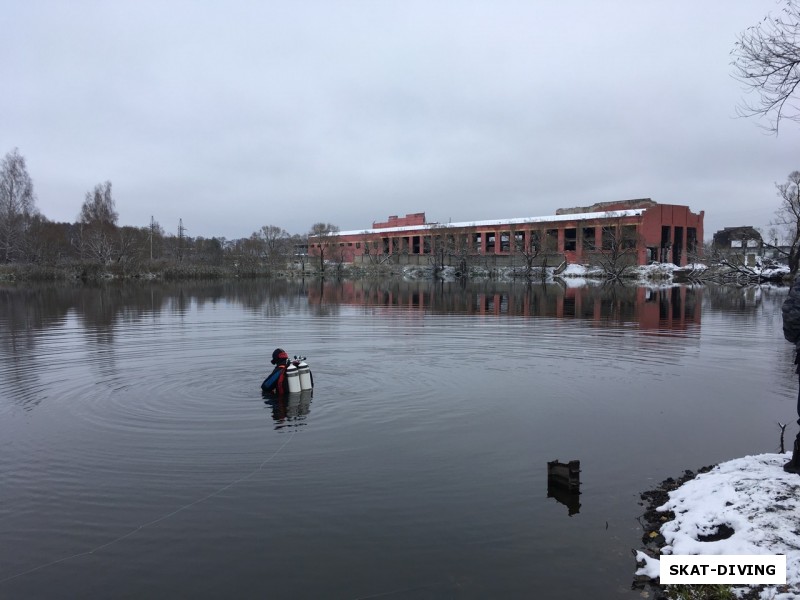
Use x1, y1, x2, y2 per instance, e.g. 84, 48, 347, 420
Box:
3, 0, 799, 240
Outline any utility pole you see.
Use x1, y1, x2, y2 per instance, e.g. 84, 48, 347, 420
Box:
178, 218, 187, 263
149, 215, 155, 261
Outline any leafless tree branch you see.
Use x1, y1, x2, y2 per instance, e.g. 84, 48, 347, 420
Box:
732, 0, 800, 133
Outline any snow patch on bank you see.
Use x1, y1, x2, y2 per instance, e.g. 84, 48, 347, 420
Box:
398, 261, 790, 284
636, 453, 800, 599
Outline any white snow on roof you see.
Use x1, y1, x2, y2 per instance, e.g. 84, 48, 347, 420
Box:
333, 209, 646, 237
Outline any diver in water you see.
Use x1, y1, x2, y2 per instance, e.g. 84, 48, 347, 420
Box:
261, 348, 290, 395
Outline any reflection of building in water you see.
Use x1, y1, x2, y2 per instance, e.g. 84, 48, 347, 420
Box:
557, 286, 700, 332
307, 281, 702, 332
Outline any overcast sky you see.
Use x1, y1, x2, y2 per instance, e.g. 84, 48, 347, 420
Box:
3, 0, 799, 241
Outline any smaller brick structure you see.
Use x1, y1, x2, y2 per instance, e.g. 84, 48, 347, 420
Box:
372, 213, 427, 229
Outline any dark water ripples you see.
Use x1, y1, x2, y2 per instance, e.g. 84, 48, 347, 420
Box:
0, 282, 794, 599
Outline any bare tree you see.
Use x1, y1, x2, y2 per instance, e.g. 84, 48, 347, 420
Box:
289, 233, 308, 271
115, 225, 146, 272
191, 236, 224, 266
513, 227, 557, 280
84, 228, 117, 264
767, 170, 800, 274
76, 181, 120, 264
421, 224, 476, 277
448, 227, 476, 276
357, 231, 396, 274
309, 222, 340, 273
426, 229, 447, 275
79, 181, 118, 225
732, 0, 800, 132
0, 148, 38, 262
591, 216, 641, 282
224, 236, 261, 274
24, 216, 72, 264
257, 224, 290, 269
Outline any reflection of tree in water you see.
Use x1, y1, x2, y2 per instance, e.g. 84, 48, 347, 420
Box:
0, 285, 73, 409
235, 279, 304, 317
0, 280, 718, 407
306, 279, 344, 317
75, 284, 130, 341
0, 286, 70, 350
703, 283, 787, 317
0, 280, 318, 409
1, 280, 311, 335
595, 284, 638, 323
0, 281, 715, 351
703, 284, 795, 395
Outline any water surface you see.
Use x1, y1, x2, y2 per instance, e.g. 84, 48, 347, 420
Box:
0, 280, 793, 599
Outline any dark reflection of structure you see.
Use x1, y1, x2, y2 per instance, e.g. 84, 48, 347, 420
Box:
547, 460, 581, 516
2, 279, 784, 412
703, 283, 785, 313
307, 280, 704, 332
263, 390, 312, 429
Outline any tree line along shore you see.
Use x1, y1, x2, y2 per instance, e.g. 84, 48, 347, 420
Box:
1, 146, 797, 285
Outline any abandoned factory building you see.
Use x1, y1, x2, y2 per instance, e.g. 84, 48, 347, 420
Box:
308, 199, 704, 267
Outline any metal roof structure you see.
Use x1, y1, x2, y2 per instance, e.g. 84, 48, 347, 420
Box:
335, 209, 646, 237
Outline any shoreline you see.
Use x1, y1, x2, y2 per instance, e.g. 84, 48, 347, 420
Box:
634, 465, 716, 600
634, 454, 800, 600
0, 261, 790, 285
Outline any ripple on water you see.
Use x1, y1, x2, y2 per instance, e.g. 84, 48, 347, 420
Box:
0, 284, 794, 600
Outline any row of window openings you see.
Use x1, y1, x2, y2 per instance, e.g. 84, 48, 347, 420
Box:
315, 227, 636, 252
314, 226, 697, 253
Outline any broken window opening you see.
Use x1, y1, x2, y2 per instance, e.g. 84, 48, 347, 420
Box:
582, 227, 596, 251
673, 227, 684, 265
687, 227, 697, 256
546, 229, 558, 251
622, 225, 637, 249
601, 226, 616, 250
564, 228, 577, 251
500, 231, 510, 252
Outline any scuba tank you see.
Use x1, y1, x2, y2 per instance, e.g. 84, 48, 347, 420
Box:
297, 359, 313, 391
285, 363, 301, 394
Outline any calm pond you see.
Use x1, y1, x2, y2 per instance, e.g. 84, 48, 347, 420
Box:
0, 279, 794, 599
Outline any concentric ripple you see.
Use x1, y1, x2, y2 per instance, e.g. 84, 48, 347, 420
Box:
0, 282, 795, 600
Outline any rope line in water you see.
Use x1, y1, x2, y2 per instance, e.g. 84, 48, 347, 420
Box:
0, 430, 297, 585
352, 580, 451, 599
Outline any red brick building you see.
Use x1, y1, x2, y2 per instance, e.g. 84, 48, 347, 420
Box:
309, 199, 704, 267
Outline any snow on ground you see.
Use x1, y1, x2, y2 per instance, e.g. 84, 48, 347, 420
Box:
559, 263, 603, 278
758, 264, 791, 279
553, 262, 682, 282
396, 261, 790, 284
636, 453, 800, 599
